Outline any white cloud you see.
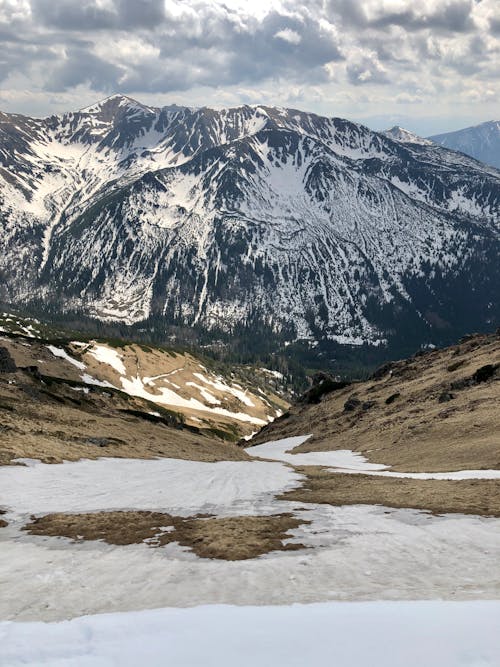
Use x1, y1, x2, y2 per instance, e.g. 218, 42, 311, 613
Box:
274, 28, 301, 44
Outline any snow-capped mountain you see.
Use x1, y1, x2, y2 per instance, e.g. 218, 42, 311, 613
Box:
0, 95, 499, 356
429, 121, 500, 170
383, 126, 432, 146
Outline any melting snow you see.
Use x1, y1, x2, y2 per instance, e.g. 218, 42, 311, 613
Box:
87, 344, 126, 375
120, 375, 266, 425
248, 436, 500, 480
0, 452, 499, 620
192, 372, 255, 407
46, 345, 85, 371
0, 456, 300, 517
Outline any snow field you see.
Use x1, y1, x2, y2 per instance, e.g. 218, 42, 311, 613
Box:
45, 343, 270, 425
1, 601, 500, 667
0, 457, 301, 517
1, 443, 500, 620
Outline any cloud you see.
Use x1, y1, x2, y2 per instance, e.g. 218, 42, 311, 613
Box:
346, 54, 389, 85
274, 28, 302, 45
326, 0, 476, 33
45, 48, 125, 92
32, 0, 166, 31
0, 0, 497, 132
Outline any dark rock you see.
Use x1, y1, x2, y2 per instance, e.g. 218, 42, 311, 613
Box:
438, 392, 456, 403
450, 363, 499, 391
23, 365, 42, 380
361, 400, 377, 411
344, 396, 361, 412
472, 364, 499, 384
447, 360, 465, 372
85, 437, 111, 447
301, 373, 349, 404
370, 362, 395, 380
0, 347, 16, 373
385, 392, 400, 405
450, 378, 472, 391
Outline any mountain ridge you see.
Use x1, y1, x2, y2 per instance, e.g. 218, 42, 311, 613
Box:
1, 97, 499, 368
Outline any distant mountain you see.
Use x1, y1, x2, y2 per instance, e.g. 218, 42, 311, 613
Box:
429, 121, 500, 169
0, 95, 499, 366
383, 126, 432, 145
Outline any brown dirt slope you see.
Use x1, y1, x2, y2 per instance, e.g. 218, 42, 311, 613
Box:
24, 511, 307, 560
251, 332, 500, 473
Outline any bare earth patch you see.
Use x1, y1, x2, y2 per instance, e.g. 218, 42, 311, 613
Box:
23, 511, 308, 560
281, 467, 500, 517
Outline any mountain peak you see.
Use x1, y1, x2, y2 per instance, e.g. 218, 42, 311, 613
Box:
384, 125, 432, 145
80, 94, 155, 115
0, 99, 498, 358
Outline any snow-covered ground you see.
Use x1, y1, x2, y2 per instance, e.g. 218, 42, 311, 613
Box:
46, 343, 270, 426
2, 601, 500, 667
1, 441, 499, 621
0, 457, 300, 517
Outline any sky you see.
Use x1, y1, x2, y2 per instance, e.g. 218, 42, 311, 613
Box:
0, 0, 498, 135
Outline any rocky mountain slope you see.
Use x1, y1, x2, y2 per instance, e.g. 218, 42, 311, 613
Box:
1, 96, 499, 361
0, 314, 288, 463
429, 120, 500, 170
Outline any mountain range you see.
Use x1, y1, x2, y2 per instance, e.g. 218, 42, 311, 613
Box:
0, 95, 498, 368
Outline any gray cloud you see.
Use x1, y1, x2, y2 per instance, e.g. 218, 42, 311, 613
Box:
0, 0, 497, 128
45, 49, 125, 92
346, 55, 390, 86
35, 4, 345, 93
32, 0, 166, 31
370, 1, 475, 33
489, 16, 500, 34
326, 0, 476, 33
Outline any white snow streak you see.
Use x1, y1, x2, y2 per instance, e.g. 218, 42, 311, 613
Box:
87, 344, 126, 375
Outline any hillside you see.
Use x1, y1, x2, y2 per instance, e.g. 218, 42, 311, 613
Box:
0, 314, 288, 464
251, 331, 500, 473
0, 96, 498, 368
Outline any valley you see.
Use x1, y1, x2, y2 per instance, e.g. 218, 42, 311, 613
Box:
0, 327, 498, 630
0, 99, 499, 667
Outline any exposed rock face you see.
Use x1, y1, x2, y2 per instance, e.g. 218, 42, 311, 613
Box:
0, 347, 16, 373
